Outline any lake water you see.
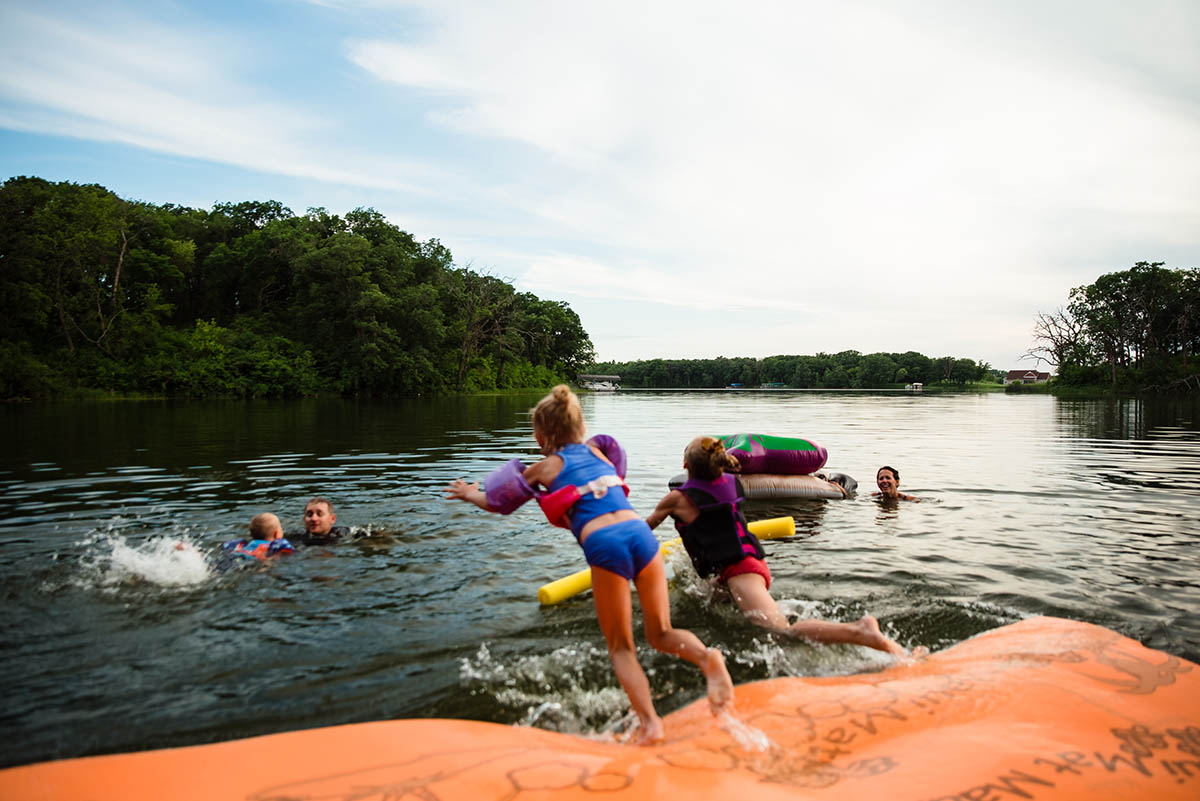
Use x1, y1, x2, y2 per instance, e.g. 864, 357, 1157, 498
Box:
2, 390, 1198, 768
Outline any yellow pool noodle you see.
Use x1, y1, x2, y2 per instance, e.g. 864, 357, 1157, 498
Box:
536, 516, 796, 605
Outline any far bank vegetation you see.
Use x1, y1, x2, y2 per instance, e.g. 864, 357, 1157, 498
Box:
593, 352, 996, 389
1026, 262, 1199, 393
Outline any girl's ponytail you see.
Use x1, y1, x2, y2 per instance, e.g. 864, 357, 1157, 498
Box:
684, 436, 740, 480
532, 384, 586, 454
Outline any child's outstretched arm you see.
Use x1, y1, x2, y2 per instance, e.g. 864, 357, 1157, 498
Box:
645, 490, 684, 530
444, 479, 494, 512
446, 455, 562, 515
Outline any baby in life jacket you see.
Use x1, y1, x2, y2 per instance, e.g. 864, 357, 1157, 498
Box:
223, 513, 296, 560
646, 436, 912, 659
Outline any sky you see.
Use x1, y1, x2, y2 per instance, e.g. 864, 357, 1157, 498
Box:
1, 0, 1197, 372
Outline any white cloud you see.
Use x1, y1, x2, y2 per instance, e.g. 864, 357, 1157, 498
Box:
0, 7, 446, 194
2, 0, 1196, 370
348, 1, 1199, 299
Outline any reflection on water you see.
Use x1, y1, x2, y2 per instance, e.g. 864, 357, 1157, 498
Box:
1056, 395, 1199, 439
1, 391, 1198, 768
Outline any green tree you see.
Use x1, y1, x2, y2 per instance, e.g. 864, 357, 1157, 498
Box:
857, 353, 898, 387
1064, 262, 1199, 387
1, 177, 593, 398
824, 365, 851, 388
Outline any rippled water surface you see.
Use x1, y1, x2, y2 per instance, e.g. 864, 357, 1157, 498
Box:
2, 391, 1198, 768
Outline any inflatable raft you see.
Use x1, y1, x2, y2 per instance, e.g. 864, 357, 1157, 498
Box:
668, 471, 854, 500
4, 617, 1197, 801
717, 433, 828, 475
697, 434, 854, 499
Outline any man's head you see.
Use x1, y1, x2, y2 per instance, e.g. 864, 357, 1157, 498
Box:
304, 497, 336, 536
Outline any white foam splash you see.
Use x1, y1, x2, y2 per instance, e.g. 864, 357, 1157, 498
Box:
718, 710, 775, 752
74, 530, 213, 590
460, 640, 631, 733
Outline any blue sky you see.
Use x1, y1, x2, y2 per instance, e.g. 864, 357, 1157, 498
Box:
2, 1, 1197, 371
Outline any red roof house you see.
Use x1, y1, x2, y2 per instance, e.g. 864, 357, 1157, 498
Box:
1004, 370, 1050, 385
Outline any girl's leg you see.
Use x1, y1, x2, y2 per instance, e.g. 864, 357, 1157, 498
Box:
791, 615, 908, 658
633, 554, 733, 714
727, 572, 907, 657
590, 565, 663, 742
789, 615, 908, 657
726, 573, 791, 631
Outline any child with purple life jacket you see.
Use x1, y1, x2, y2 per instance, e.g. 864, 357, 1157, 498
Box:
223, 513, 295, 560
646, 436, 912, 659
444, 385, 733, 744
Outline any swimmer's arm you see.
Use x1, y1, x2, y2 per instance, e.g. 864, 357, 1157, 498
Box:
444, 479, 493, 511
645, 490, 684, 530
446, 455, 564, 512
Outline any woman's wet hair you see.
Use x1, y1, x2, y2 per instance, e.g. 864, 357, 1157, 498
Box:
877, 465, 900, 482
531, 384, 586, 454
683, 436, 741, 481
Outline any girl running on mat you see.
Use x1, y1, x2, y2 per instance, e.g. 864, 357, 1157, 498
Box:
445, 385, 733, 744
646, 436, 913, 659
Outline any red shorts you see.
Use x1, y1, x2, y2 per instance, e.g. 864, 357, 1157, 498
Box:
720, 555, 771, 590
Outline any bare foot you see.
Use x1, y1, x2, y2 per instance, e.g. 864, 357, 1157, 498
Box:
634, 716, 665, 746
702, 647, 734, 715
856, 615, 909, 659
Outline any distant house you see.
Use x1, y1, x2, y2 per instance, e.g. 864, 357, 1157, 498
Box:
1004, 370, 1051, 385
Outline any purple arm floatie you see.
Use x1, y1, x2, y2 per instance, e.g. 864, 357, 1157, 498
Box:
586, 434, 627, 478
483, 436, 625, 519
484, 459, 538, 514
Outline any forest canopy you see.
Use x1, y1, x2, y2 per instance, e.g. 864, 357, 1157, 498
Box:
594, 352, 994, 389
1025, 262, 1200, 391
15, 175, 1150, 400
0, 176, 594, 399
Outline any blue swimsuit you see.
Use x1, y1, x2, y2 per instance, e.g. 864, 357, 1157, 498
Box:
548, 443, 658, 580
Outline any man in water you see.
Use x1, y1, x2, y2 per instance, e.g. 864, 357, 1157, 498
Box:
301, 497, 352, 544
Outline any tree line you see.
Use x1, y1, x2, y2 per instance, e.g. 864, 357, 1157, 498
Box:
1025, 262, 1199, 390
593, 351, 997, 389
0, 176, 594, 399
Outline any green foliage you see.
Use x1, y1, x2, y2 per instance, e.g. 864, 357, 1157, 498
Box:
858, 353, 898, 386
0, 340, 60, 398
0, 177, 595, 399
1029, 261, 1200, 391
594, 350, 985, 389
1003, 381, 1052, 394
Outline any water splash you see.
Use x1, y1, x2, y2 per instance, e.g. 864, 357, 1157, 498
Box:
718, 710, 775, 752
70, 528, 213, 591
460, 641, 631, 734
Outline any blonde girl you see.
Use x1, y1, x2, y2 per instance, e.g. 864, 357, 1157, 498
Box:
446, 386, 733, 743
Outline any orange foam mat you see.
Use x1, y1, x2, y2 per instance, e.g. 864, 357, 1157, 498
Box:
4, 616, 1198, 801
